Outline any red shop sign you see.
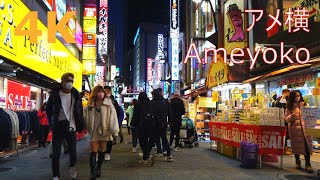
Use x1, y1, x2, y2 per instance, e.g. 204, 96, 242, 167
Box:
279, 73, 313, 86
6, 80, 31, 109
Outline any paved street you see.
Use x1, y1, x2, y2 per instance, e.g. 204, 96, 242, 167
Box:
1, 130, 320, 180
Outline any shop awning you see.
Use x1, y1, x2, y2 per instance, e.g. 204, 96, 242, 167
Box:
242, 75, 265, 84
260, 64, 312, 79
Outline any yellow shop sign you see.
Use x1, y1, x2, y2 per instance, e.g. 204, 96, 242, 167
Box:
198, 97, 216, 108
0, 0, 83, 91
206, 55, 229, 89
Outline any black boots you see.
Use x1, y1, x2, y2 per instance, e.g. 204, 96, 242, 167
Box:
90, 152, 97, 180
96, 152, 105, 178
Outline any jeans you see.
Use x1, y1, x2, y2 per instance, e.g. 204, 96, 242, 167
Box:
52, 121, 77, 177
156, 127, 171, 156
38, 125, 50, 147
140, 137, 155, 160
131, 127, 138, 148
106, 141, 113, 154
170, 128, 180, 148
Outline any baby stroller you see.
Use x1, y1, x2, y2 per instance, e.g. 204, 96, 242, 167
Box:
179, 117, 199, 148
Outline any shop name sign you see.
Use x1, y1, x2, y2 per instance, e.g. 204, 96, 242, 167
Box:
184, 7, 313, 69
279, 73, 313, 86
0, 0, 83, 91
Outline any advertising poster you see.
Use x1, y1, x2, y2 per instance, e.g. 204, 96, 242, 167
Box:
6, 80, 31, 109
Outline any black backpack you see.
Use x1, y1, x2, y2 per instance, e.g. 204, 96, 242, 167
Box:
139, 103, 158, 129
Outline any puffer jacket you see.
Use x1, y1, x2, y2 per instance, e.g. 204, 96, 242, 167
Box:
46, 85, 84, 132
285, 102, 313, 155
84, 98, 119, 141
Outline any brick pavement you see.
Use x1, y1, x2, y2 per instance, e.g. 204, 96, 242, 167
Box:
1, 129, 320, 180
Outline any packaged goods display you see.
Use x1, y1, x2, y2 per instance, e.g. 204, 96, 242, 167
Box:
214, 107, 285, 126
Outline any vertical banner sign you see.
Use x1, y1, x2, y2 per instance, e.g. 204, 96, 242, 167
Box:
170, 0, 180, 81
98, 0, 108, 55
55, 0, 67, 22
83, 60, 96, 75
111, 65, 116, 80
6, 80, 31, 109
147, 58, 153, 82
94, 66, 105, 86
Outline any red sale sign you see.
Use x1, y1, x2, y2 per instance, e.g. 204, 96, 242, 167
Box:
6, 80, 31, 109
208, 122, 286, 155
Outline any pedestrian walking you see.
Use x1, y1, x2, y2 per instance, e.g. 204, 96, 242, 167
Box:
284, 90, 313, 173
126, 99, 139, 152
151, 89, 173, 162
37, 102, 50, 150
46, 73, 85, 180
131, 92, 155, 165
112, 99, 124, 144
169, 94, 186, 152
84, 85, 119, 179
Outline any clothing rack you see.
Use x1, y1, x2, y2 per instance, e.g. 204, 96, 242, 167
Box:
0, 107, 19, 160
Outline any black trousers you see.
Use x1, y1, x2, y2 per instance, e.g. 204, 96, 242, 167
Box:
38, 125, 50, 147
106, 141, 113, 154
170, 127, 180, 148
52, 121, 77, 177
295, 142, 311, 164
140, 136, 155, 160
155, 128, 171, 156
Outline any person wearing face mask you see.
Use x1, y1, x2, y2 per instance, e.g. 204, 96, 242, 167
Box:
46, 73, 85, 180
84, 86, 119, 179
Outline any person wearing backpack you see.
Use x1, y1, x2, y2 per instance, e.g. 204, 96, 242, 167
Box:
131, 92, 155, 165
151, 89, 173, 162
169, 94, 186, 152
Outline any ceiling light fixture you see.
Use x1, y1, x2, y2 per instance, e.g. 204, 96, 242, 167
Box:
0, 59, 4, 64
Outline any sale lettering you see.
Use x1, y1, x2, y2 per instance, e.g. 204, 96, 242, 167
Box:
261, 134, 283, 149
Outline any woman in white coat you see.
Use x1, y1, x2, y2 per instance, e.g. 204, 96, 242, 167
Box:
84, 86, 119, 180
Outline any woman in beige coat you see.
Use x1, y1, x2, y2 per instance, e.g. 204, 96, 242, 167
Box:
285, 90, 313, 173
84, 86, 119, 180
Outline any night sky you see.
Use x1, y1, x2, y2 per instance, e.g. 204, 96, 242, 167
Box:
109, 0, 170, 81
127, 0, 170, 47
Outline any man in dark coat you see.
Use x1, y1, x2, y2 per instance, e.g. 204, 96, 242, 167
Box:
46, 73, 84, 180
169, 94, 186, 151
151, 89, 173, 162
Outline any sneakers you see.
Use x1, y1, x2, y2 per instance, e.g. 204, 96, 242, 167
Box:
163, 151, 167, 155
132, 147, 137, 153
104, 153, 111, 161
174, 147, 182, 152
138, 153, 143, 157
53, 177, 59, 180
69, 166, 77, 179
139, 155, 154, 165
154, 153, 163, 157
305, 163, 314, 173
165, 155, 173, 162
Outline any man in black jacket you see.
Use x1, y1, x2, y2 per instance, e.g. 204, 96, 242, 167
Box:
169, 94, 186, 151
46, 73, 84, 180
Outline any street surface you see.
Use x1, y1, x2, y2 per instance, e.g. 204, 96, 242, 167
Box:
0, 130, 320, 180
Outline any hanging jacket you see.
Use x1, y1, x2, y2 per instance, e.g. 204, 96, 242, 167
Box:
0, 108, 12, 148
4, 110, 19, 138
